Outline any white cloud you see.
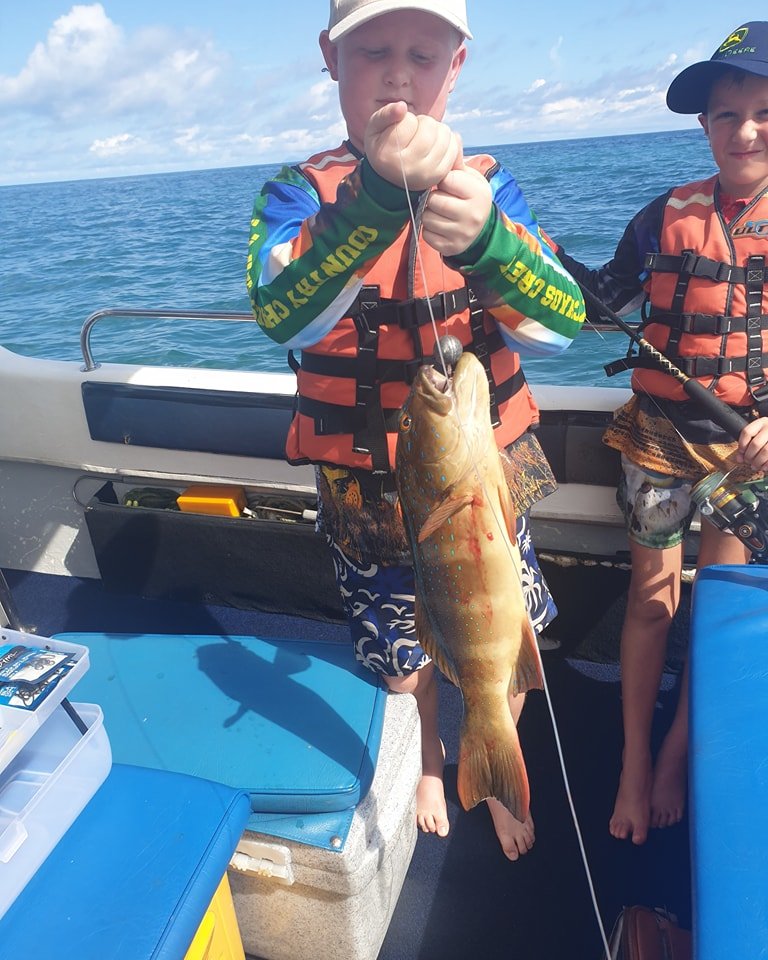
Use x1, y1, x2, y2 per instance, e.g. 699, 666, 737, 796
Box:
89, 132, 145, 157
0, 3, 226, 120
174, 127, 215, 155
0, 4, 121, 107
526, 79, 547, 94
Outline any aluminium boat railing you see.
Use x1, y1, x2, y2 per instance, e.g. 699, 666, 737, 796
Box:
79, 307, 635, 372
79, 308, 254, 371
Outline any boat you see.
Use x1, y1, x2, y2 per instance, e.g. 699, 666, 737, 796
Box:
0, 307, 699, 958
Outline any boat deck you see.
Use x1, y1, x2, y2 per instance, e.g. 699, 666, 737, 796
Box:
3, 568, 692, 960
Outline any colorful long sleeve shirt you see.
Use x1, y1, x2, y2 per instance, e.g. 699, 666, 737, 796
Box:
246, 144, 585, 357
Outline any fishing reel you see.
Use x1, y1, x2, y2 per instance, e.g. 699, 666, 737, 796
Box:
691, 471, 768, 561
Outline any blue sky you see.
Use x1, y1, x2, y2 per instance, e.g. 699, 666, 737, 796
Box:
0, 2, 762, 185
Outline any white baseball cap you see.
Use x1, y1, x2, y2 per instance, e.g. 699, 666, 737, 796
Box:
327, 0, 472, 42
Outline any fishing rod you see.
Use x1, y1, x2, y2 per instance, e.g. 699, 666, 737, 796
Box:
580, 284, 749, 441
580, 284, 768, 559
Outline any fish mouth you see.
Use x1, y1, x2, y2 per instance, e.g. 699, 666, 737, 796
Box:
422, 364, 452, 395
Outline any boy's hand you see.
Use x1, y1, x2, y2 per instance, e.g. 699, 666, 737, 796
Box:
737, 417, 768, 473
365, 102, 460, 192
421, 142, 492, 257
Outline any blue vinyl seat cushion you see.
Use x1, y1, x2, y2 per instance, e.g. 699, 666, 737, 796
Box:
56, 633, 387, 815
0, 763, 251, 960
689, 564, 768, 959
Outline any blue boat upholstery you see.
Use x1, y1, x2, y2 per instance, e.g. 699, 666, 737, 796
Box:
0, 763, 251, 960
56, 632, 387, 849
689, 564, 768, 958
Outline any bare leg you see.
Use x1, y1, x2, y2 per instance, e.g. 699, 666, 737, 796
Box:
385, 663, 449, 837
650, 522, 749, 829
486, 690, 535, 860
610, 540, 681, 845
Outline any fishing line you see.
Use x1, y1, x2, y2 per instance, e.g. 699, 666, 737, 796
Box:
394, 124, 613, 958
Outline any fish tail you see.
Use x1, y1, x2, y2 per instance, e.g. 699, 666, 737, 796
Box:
456, 712, 530, 821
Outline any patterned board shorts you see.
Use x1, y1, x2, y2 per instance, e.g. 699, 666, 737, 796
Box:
617, 455, 698, 550
326, 510, 557, 678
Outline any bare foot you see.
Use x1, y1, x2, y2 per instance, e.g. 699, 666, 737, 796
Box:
650, 731, 687, 829
416, 739, 449, 837
609, 754, 652, 845
486, 798, 535, 860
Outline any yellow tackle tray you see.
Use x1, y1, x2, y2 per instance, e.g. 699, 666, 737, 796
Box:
177, 485, 247, 518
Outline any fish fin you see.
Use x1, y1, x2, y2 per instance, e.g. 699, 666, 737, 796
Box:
417, 493, 475, 543
456, 710, 530, 821
511, 617, 544, 695
414, 590, 461, 687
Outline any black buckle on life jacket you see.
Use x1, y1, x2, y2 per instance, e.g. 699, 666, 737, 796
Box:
645, 252, 737, 283
354, 285, 382, 336
681, 253, 735, 282
682, 314, 733, 334
397, 288, 468, 329
750, 383, 768, 418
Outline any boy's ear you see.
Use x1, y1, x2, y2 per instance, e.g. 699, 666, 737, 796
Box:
698, 113, 710, 138
447, 43, 468, 93
319, 31, 338, 80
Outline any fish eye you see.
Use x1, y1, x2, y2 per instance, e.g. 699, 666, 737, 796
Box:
399, 412, 412, 432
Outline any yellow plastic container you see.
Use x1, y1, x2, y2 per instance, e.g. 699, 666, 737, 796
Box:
177, 485, 247, 518
184, 874, 245, 960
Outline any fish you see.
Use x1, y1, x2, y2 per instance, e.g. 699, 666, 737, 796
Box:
394, 348, 544, 821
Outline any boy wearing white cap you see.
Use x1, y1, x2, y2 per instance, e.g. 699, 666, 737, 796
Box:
556, 21, 768, 845
247, 0, 584, 860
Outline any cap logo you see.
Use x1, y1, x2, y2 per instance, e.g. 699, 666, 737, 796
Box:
719, 27, 749, 52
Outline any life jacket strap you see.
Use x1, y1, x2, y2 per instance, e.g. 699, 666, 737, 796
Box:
297, 396, 402, 435
295, 367, 527, 433
348, 286, 469, 330
745, 255, 768, 412
647, 311, 768, 335
350, 285, 389, 474
608, 352, 768, 378
644, 252, 768, 284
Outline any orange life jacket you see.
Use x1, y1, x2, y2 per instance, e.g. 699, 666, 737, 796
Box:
633, 176, 768, 410
284, 146, 539, 473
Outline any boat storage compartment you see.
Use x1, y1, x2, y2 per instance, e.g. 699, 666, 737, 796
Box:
83, 481, 343, 621
58, 631, 421, 960
689, 564, 768, 960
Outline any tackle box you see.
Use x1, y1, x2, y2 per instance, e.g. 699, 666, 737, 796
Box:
58, 630, 421, 960
0, 702, 110, 919
0, 629, 90, 771
0, 628, 107, 919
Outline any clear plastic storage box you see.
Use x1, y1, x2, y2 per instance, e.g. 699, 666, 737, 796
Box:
0, 629, 90, 772
0, 701, 110, 918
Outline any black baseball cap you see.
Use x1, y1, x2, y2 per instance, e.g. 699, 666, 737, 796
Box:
666, 21, 768, 114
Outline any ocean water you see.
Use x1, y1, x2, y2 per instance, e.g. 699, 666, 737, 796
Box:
0, 128, 715, 387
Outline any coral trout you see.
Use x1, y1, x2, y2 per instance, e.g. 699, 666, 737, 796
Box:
395, 348, 543, 821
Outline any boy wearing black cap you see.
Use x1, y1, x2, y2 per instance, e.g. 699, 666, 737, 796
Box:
556, 21, 768, 846
246, 0, 585, 859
